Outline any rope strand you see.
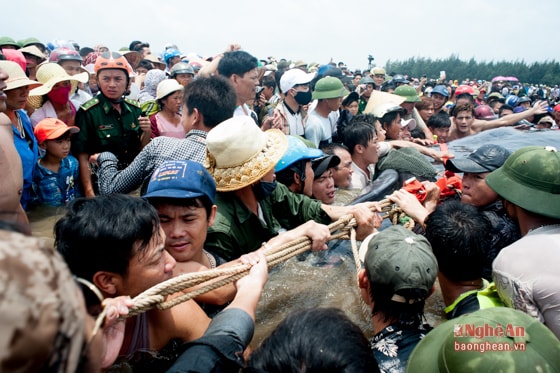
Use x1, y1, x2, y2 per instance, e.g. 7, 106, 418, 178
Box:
125, 197, 412, 317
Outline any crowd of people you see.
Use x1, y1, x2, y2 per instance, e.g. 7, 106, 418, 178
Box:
1, 35, 560, 372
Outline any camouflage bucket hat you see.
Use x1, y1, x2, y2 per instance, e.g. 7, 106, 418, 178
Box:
0, 229, 86, 372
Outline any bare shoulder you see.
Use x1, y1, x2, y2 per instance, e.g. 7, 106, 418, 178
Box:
148, 300, 210, 349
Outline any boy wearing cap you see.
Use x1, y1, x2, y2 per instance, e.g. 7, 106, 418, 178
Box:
311, 155, 340, 205
304, 76, 348, 148
429, 85, 449, 113
357, 225, 438, 372
487, 145, 560, 339
267, 68, 316, 135
276, 135, 323, 197
144, 159, 333, 316
33, 118, 81, 206
144, 160, 240, 316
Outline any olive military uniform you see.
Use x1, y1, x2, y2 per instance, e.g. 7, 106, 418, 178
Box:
72, 93, 143, 167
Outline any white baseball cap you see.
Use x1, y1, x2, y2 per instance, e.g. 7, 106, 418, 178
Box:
279, 68, 316, 94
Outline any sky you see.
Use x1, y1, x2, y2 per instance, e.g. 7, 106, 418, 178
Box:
4, 0, 559, 73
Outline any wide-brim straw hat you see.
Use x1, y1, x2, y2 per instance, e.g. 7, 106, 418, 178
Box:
144, 54, 166, 69
120, 49, 143, 70
0, 60, 41, 91
29, 62, 88, 96
204, 116, 288, 192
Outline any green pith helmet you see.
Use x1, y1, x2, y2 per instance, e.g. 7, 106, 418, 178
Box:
407, 307, 560, 373
0, 36, 19, 48
394, 85, 421, 102
359, 76, 375, 85
312, 76, 349, 100
486, 145, 560, 219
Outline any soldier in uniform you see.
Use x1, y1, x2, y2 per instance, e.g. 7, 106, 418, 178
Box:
72, 51, 151, 196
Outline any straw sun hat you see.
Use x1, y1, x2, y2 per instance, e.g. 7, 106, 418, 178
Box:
0, 60, 41, 91
204, 116, 288, 192
26, 62, 88, 108
30, 62, 88, 96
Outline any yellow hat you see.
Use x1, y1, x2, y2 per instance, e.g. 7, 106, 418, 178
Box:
205, 116, 288, 192
29, 62, 88, 96
0, 60, 41, 91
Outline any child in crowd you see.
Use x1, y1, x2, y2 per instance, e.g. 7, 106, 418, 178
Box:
33, 117, 80, 206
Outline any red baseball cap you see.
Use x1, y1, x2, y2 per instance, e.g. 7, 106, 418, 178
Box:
553, 104, 560, 113
33, 118, 79, 144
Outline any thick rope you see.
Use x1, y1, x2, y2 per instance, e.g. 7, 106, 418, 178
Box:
126, 197, 413, 317
348, 227, 373, 323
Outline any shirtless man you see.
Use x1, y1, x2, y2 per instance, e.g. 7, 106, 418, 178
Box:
448, 101, 548, 141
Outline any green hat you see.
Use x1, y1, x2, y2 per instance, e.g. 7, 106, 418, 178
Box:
394, 85, 421, 102
486, 146, 560, 219
487, 92, 505, 103
359, 76, 375, 85
406, 307, 560, 373
312, 76, 349, 100
358, 225, 437, 301
0, 36, 19, 48
17, 37, 45, 51
276, 60, 291, 70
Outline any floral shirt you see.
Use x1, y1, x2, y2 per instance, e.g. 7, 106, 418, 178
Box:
370, 323, 432, 373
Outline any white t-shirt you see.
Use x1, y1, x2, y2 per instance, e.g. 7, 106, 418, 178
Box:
305, 110, 333, 147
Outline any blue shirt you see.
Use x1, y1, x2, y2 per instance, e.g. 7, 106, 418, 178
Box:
34, 155, 81, 206
12, 109, 39, 210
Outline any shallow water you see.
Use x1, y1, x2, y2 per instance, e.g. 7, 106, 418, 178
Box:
27, 127, 560, 345
251, 241, 446, 346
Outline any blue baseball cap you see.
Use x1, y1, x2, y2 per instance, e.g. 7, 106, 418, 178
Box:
143, 160, 216, 203
275, 135, 323, 172
431, 85, 449, 98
